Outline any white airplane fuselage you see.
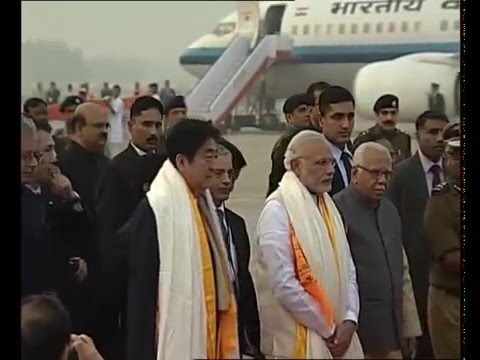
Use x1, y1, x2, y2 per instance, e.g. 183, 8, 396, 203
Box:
179, 0, 460, 121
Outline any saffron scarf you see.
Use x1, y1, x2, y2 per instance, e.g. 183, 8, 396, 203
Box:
279, 171, 364, 359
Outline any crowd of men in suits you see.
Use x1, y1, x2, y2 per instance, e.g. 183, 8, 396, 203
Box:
21, 82, 460, 360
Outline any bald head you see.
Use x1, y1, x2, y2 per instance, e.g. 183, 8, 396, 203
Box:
284, 129, 335, 194
71, 102, 109, 153
74, 102, 105, 118
352, 142, 393, 204
354, 142, 392, 166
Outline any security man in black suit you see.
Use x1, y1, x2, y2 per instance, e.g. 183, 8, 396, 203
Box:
354, 94, 412, 162
318, 86, 355, 196
95, 96, 166, 360
386, 111, 450, 359
57, 103, 110, 339
210, 142, 262, 358
266, 93, 315, 196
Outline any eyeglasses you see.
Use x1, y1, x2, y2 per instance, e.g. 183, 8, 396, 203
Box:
356, 165, 393, 179
21, 151, 42, 162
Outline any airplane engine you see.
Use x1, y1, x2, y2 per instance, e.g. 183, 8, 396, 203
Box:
353, 56, 460, 123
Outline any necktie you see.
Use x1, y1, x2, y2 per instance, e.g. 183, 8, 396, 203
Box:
340, 151, 352, 185
216, 209, 229, 247
216, 210, 235, 272
429, 164, 442, 192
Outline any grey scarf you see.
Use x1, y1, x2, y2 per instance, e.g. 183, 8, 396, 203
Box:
198, 192, 233, 312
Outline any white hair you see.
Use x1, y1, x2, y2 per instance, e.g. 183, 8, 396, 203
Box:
284, 130, 326, 171
21, 114, 37, 137
216, 143, 231, 157
353, 141, 391, 166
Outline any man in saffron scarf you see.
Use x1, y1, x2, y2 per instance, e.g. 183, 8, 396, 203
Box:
125, 119, 239, 360
251, 130, 364, 359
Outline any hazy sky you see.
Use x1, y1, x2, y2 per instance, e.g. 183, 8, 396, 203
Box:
21, 1, 235, 87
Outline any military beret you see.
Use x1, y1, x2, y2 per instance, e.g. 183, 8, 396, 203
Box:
442, 122, 460, 141
60, 96, 83, 112
165, 95, 187, 115
373, 94, 399, 113
283, 93, 315, 114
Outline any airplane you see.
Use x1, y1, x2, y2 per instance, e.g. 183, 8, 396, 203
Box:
179, 0, 460, 123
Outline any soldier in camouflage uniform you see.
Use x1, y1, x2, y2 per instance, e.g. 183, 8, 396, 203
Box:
354, 94, 411, 162
424, 123, 461, 359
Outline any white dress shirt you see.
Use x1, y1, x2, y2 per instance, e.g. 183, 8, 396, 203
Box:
326, 140, 352, 187
131, 142, 147, 156
256, 199, 359, 339
418, 150, 444, 195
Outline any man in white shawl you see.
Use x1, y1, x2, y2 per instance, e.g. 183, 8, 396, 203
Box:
250, 130, 364, 359
125, 119, 239, 360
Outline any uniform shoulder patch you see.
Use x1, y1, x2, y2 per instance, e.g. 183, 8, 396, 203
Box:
431, 182, 449, 195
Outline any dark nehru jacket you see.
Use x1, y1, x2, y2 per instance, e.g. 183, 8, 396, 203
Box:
124, 199, 160, 360
334, 186, 404, 353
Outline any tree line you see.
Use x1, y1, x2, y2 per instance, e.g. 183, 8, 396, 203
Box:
22, 40, 152, 87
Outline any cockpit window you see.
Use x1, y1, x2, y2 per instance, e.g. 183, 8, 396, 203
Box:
212, 22, 236, 36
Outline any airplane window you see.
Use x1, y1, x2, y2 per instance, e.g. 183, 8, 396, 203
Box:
454, 20, 460, 30
212, 22, 236, 36
326, 24, 333, 35
351, 23, 358, 34
363, 23, 371, 33
314, 24, 321, 35
440, 20, 449, 31
414, 21, 422, 32
388, 22, 396, 33
339, 24, 346, 35
303, 24, 310, 35
292, 25, 298, 35
401, 21, 409, 32
376, 23, 384, 33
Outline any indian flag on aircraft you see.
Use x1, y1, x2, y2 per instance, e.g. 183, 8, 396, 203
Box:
295, 6, 309, 17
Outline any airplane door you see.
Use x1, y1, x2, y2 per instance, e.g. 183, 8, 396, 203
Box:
236, 1, 260, 48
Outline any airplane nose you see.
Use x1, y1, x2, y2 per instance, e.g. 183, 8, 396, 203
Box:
179, 48, 195, 66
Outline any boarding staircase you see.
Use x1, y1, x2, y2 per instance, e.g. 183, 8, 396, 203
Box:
186, 34, 293, 126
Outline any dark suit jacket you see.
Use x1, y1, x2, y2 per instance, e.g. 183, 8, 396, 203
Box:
386, 152, 431, 325
125, 199, 159, 360
58, 141, 109, 216
125, 201, 260, 359
225, 208, 261, 355
21, 186, 64, 298
96, 144, 165, 260
95, 144, 165, 358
